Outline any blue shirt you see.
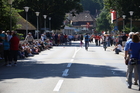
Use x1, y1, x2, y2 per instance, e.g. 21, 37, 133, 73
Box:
3, 40, 10, 50
84, 35, 90, 42
124, 39, 132, 51
129, 42, 140, 64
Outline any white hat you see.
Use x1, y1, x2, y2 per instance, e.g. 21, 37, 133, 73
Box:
129, 32, 134, 36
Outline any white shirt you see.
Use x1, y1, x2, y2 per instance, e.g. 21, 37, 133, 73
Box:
117, 44, 122, 51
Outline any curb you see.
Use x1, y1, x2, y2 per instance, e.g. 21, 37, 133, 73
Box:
108, 46, 125, 57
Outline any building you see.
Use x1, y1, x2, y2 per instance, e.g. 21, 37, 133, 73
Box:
63, 11, 96, 34
16, 14, 36, 37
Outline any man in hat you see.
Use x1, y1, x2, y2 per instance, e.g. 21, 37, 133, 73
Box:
25, 32, 34, 44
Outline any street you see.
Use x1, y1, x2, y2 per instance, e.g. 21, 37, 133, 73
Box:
0, 41, 139, 93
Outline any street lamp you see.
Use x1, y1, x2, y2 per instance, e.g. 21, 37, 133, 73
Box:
129, 11, 134, 32
8, 0, 14, 34
43, 15, 47, 32
49, 17, 51, 31
24, 6, 29, 36
122, 15, 126, 30
35, 12, 40, 39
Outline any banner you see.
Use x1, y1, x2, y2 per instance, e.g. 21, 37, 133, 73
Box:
110, 10, 116, 23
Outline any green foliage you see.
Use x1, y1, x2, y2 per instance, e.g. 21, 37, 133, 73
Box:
17, 33, 24, 40
0, 0, 19, 30
96, 9, 111, 33
104, 0, 140, 19
12, 0, 83, 30
80, 0, 103, 15
123, 24, 140, 33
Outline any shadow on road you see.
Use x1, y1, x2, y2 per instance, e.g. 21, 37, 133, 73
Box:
0, 60, 126, 80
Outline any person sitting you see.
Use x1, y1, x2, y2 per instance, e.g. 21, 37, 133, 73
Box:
113, 42, 122, 54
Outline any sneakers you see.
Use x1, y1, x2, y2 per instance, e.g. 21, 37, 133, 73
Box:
128, 85, 131, 89
134, 82, 138, 85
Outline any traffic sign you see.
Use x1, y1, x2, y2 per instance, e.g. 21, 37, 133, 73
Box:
114, 26, 118, 31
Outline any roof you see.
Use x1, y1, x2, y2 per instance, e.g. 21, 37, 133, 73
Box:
71, 11, 95, 22
16, 14, 36, 30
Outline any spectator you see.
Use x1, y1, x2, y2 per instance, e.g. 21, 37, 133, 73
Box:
6, 30, 13, 41
0, 38, 4, 59
113, 42, 122, 54
25, 32, 34, 44
3, 35, 10, 66
122, 33, 128, 47
0, 30, 6, 41
124, 32, 138, 87
9, 31, 20, 66
127, 33, 140, 90
80, 34, 83, 47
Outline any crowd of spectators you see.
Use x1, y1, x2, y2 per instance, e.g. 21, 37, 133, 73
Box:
0, 29, 82, 66
0, 28, 133, 67
0, 29, 53, 66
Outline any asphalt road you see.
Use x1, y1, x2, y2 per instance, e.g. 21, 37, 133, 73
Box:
0, 41, 139, 93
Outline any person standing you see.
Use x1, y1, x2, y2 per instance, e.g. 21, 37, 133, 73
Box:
9, 31, 20, 66
122, 33, 128, 47
94, 34, 99, 46
3, 35, 10, 66
6, 30, 13, 41
126, 34, 140, 91
84, 33, 90, 50
80, 34, 83, 47
124, 32, 138, 88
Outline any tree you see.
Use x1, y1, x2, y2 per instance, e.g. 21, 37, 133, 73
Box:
104, 0, 140, 19
96, 9, 111, 33
12, 0, 83, 30
0, 0, 17, 30
80, 0, 103, 16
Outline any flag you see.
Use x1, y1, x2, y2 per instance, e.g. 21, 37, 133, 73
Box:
110, 10, 116, 23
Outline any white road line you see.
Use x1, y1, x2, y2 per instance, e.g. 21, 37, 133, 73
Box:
112, 71, 115, 75
70, 59, 74, 62
72, 52, 76, 58
67, 63, 72, 67
72, 48, 81, 58
53, 80, 64, 91
62, 69, 69, 77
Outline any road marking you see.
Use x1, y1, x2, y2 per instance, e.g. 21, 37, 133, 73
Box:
67, 59, 74, 67
62, 69, 69, 77
70, 59, 74, 62
72, 48, 81, 58
53, 80, 64, 91
67, 63, 72, 67
112, 71, 115, 75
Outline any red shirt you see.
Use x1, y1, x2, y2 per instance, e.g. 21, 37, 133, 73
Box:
10, 36, 19, 50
